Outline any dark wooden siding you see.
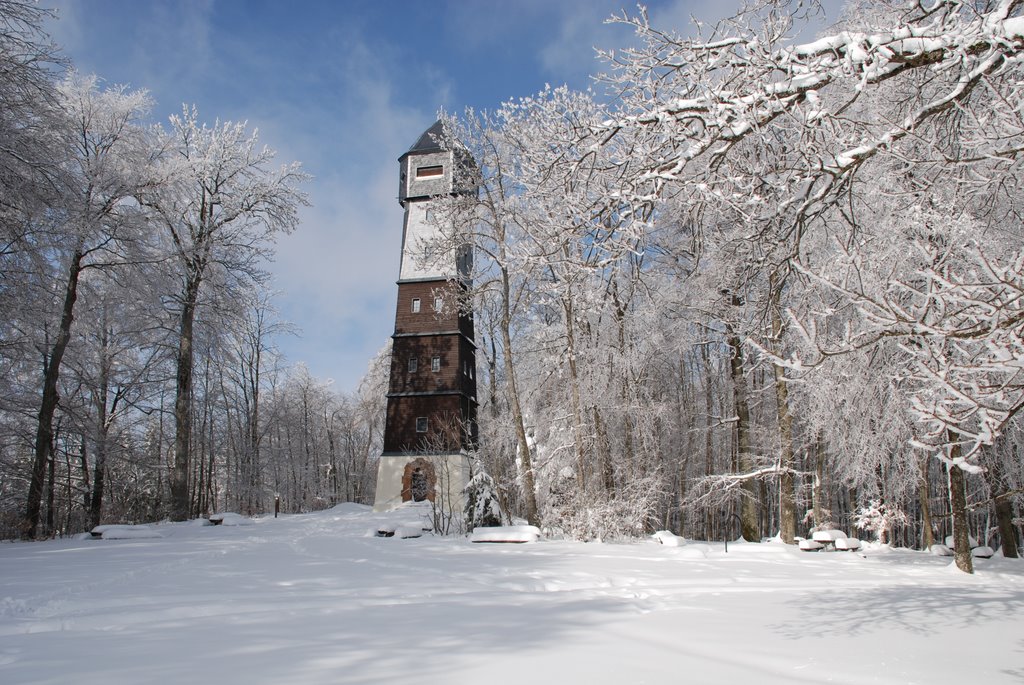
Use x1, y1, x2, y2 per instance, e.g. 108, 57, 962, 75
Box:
390, 335, 463, 394
383, 394, 465, 453
394, 280, 459, 335
384, 277, 478, 455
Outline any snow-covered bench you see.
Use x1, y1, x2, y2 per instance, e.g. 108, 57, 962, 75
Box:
799, 530, 860, 552
470, 525, 541, 544
933, 541, 995, 558
90, 524, 163, 540
208, 512, 254, 526
374, 522, 428, 539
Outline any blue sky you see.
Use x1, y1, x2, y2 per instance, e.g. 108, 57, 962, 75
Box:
43, 0, 837, 393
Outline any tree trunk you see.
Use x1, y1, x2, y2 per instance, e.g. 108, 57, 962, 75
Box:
947, 432, 974, 573
727, 331, 758, 542
983, 456, 1019, 559
501, 265, 539, 526
612, 283, 635, 472
90, 323, 110, 530
771, 306, 796, 544
561, 294, 588, 491
702, 346, 715, 541
812, 431, 828, 529
90, 422, 108, 530
593, 407, 615, 495
170, 276, 201, 521
79, 436, 91, 521
488, 335, 498, 418
23, 250, 84, 539
45, 443, 56, 538
917, 455, 935, 550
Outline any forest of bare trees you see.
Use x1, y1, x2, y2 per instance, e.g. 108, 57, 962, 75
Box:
0, 1, 383, 539
3, 0, 1022, 575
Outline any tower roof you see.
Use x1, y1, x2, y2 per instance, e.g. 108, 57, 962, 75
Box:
404, 120, 447, 157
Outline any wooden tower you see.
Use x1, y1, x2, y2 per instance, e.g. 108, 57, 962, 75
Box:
372, 121, 478, 512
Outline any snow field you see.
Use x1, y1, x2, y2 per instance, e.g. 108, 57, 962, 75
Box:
1, 504, 1022, 684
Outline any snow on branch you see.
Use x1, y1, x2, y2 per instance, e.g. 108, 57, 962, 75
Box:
684, 459, 805, 510
788, 236, 1024, 470
598, 0, 1024, 226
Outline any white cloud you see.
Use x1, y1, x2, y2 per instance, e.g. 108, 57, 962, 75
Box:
263, 29, 442, 391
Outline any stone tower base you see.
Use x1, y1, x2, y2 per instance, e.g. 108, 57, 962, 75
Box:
372, 453, 472, 513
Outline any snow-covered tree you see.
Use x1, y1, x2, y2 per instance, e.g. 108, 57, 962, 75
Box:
20, 74, 155, 538
588, 0, 1024, 570
139, 107, 308, 521
463, 464, 503, 529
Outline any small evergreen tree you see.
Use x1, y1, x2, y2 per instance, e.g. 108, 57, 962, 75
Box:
463, 465, 503, 529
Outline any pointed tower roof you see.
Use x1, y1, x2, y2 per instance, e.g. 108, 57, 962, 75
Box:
405, 120, 446, 156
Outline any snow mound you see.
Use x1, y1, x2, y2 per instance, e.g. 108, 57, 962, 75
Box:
676, 543, 710, 559
395, 524, 426, 539
470, 525, 541, 543
92, 524, 163, 540
652, 530, 685, 547
972, 546, 995, 559
930, 544, 953, 556
329, 502, 371, 515
945, 535, 979, 548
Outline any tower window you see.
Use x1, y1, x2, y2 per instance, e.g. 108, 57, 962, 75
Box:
416, 165, 443, 178
431, 356, 441, 373
433, 296, 443, 311
411, 298, 421, 313
408, 357, 418, 373
416, 417, 428, 433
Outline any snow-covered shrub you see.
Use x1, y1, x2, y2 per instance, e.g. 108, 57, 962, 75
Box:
854, 500, 908, 544
545, 474, 663, 542
463, 468, 504, 529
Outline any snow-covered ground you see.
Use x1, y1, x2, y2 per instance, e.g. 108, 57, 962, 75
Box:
2, 504, 1022, 684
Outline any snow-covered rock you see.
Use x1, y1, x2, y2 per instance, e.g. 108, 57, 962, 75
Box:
929, 544, 953, 557
971, 546, 995, 559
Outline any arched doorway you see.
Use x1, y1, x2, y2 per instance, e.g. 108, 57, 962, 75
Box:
401, 458, 437, 503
